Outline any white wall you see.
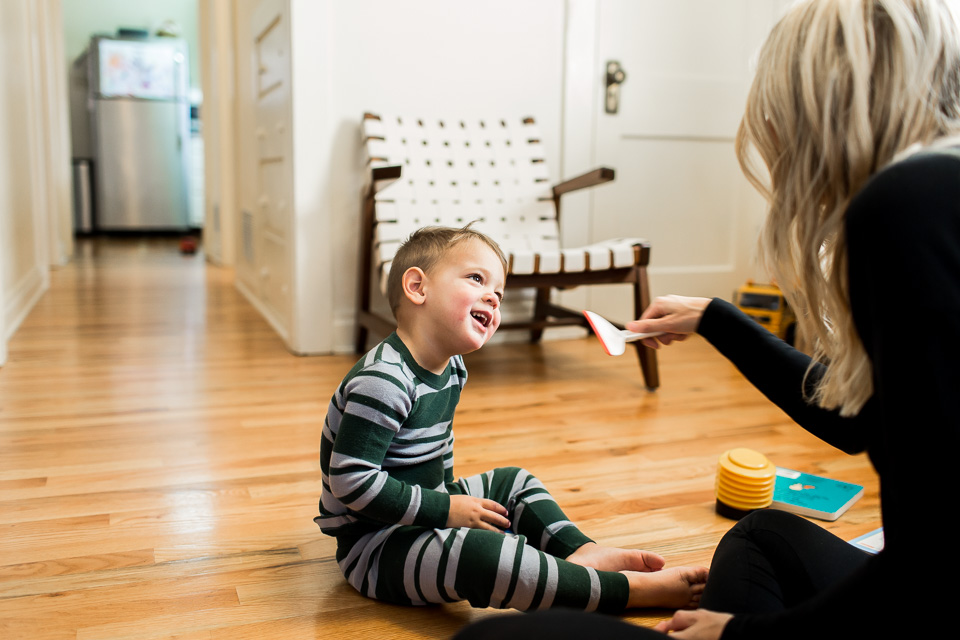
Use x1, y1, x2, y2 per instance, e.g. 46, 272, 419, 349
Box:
197, 0, 235, 266
37, 0, 74, 269
61, 0, 202, 94
206, 0, 793, 355
211, 0, 568, 354
310, 0, 567, 352
1, 0, 797, 363
0, 0, 69, 364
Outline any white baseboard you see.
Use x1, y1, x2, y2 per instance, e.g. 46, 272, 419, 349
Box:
333, 315, 356, 355
234, 277, 292, 351
3, 263, 48, 344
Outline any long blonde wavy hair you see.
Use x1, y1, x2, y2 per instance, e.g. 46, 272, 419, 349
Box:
736, 0, 960, 416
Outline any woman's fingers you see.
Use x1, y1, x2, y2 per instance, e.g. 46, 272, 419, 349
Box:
630, 295, 712, 338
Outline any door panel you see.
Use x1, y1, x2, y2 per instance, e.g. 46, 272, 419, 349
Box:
234, 0, 293, 335
588, 0, 779, 323
251, 0, 292, 329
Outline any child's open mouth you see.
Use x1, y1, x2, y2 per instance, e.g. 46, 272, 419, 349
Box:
471, 310, 492, 328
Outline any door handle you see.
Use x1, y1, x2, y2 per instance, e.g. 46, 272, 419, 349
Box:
605, 60, 627, 114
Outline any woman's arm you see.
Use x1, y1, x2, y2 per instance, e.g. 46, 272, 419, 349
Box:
698, 299, 873, 453
631, 296, 871, 454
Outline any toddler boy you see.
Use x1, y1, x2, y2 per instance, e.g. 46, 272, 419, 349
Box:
316, 225, 707, 612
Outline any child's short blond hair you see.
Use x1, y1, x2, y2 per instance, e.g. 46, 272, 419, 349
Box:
386, 224, 508, 316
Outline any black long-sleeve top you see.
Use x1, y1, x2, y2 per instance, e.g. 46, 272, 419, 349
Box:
703, 148, 960, 638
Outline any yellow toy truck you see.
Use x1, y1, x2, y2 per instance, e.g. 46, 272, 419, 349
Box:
734, 281, 797, 345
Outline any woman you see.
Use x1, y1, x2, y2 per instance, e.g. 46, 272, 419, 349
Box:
455, 0, 960, 638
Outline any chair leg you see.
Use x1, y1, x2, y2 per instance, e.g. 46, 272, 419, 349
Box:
356, 189, 376, 355
355, 323, 368, 355
633, 264, 660, 390
634, 343, 660, 391
530, 288, 550, 343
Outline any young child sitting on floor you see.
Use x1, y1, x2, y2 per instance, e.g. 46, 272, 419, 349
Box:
315, 225, 707, 612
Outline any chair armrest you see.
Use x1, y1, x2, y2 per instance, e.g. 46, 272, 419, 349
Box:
552, 167, 615, 197
371, 164, 402, 193
372, 164, 402, 182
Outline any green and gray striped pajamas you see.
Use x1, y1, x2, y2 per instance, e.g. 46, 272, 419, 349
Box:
316, 333, 629, 612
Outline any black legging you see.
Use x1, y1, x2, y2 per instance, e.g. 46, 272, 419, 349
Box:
452, 510, 872, 639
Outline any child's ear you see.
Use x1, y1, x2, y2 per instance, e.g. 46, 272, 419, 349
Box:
401, 267, 427, 306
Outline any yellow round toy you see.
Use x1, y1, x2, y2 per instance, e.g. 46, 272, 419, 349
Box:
715, 448, 776, 519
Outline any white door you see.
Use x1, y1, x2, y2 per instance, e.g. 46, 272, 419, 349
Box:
233, 0, 294, 342
582, 0, 787, 324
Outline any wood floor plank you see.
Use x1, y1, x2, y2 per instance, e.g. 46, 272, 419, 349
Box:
0, 549, 156, 586
0, 549, 302, 600
0, 237, 881, 639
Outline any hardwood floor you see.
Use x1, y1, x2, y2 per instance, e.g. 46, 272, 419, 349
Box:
0, 237, 881, 639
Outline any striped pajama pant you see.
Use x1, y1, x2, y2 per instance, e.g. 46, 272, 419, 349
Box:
335, 467, 630, 612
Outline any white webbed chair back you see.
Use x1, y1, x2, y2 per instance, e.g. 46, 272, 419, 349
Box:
358, 113, 660, 390
363, 115, 642, 291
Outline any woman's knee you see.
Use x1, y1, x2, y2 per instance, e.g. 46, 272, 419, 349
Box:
733, 508, 805, 536
727, 509, 816, 537
712, 509, 810, 561
716, 508, 841, 572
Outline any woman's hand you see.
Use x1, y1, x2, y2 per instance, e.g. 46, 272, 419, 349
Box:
627, 295, 712, 349
654, 609, 733, 639
447, 495, 511, 531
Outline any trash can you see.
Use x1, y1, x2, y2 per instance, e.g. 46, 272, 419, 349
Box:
72, 159, 93, 233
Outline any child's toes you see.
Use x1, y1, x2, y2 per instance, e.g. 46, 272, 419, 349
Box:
687, 566, 709, 584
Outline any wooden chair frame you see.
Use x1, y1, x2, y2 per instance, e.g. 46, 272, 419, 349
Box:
356, 113, 659, 390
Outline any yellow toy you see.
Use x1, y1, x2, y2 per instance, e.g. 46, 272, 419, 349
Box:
715, 448, 776, 520
734, 281, 797, 344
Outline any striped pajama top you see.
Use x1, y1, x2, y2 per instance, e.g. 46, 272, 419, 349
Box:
316, 333, 465, 550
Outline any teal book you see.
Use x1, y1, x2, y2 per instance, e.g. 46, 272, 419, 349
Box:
770, 467, 864, 521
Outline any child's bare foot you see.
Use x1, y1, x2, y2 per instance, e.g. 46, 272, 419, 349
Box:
566, 542, 665, 573
622, 565, 709, 609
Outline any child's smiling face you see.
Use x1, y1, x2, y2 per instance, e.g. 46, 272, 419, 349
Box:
423, 238, 505, 354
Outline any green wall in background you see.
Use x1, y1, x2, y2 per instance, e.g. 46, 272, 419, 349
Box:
62, 0, 201, 97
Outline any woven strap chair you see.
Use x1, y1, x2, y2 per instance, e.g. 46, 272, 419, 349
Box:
356, 113, 659, 389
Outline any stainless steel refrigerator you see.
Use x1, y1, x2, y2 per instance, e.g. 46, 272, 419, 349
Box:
77, 36, 191, 230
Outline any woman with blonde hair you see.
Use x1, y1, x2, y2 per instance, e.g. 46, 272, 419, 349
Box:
640, 0, 960, 637
455, 0, 960, 638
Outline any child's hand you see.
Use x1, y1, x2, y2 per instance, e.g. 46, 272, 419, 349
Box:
447, 495, 511, 531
